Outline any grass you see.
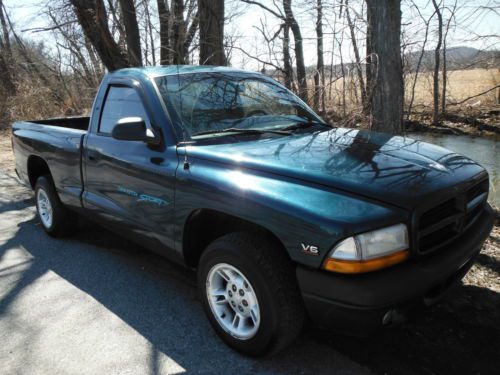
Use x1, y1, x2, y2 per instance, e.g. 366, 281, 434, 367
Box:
319, 68, 499, 115
406, 68, 499, 108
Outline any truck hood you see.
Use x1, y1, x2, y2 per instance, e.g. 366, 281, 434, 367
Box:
184, 128, 487, 209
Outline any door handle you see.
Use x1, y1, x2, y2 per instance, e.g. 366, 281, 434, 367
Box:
150, 157, 164, 165
87, 150, 99, 161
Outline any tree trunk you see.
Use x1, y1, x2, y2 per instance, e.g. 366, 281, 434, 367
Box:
314, 0, 324, 113
70, 0, 129, 71
339, 39, 346, 117
407, 11, 432, 120
198, 0, 225, 65
157, 0, 171, 65
83, 34, 103, 77
346, 0, 366, 111
118, 0, 142, 66
441, 38, 447, 115
366, 0, 404, 134
0, 0, 15, 94
0, 0, 11, 54
441, 1, 456, 115
365, 2, 372, 106
328, 7, 338, 103
171, 0, 187, 64
184, 12, 199, 60
282, 24, 293, 90
143, 0, 156, 65
283, 0, 307, 103
431, 0, 443, 124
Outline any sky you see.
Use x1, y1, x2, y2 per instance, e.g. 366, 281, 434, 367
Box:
3, 0, 499, 70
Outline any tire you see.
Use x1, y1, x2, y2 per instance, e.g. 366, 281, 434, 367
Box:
34, 175, 78, 237
198, 231, 304, 357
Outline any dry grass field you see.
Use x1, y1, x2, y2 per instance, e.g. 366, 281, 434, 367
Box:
407, 68, 499, 107
321, 68, 499, 115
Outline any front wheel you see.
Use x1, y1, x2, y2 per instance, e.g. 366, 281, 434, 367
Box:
198, 232, 304, 356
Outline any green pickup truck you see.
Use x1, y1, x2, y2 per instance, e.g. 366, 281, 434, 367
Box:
12, 66, 494, 356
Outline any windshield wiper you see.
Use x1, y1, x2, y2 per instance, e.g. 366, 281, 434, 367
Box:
278, 121, 328, 132
193, 127, 291, 137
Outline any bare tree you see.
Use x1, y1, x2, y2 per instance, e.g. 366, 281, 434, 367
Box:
0, 0, 15, 95
171, 0, 187, 64
283, 0, 307, 102
282, 24, 294, 89
184, 7, 199, 61
345, 0, 366, 110
157, 0, 170, 64
431, 0, 443, 124
142, 0, 156, 65
441, 0, 457, 115
198, 0, 225, 65
314, 0, 325, 113
0, 0, 10, 55
45, 9, 101, 87
5, 10, 65, 103
118, 0, 142, 66
406, 2, 434, 119
366, 0, 404, 134
70, 0, 129, 71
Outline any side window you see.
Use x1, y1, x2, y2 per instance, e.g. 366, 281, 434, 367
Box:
99, 86, 149, 134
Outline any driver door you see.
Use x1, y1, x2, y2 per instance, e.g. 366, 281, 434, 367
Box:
83, 83, 177, 252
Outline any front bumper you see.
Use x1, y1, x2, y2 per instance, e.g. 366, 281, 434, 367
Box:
297, 204, 495, 336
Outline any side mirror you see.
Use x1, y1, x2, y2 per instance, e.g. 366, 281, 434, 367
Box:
111, 117, 155, 142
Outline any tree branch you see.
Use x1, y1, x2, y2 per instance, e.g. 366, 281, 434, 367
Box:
240, 0, 283, 19
448, 85, 500, 106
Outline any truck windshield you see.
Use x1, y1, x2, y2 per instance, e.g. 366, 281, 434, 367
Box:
154, 72, 324, 139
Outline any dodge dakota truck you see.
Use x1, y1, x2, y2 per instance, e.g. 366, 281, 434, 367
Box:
11, 66, 495, 356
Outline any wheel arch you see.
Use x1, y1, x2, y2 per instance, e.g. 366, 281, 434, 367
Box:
182, 208, 290, 268
27, 155, 51, 189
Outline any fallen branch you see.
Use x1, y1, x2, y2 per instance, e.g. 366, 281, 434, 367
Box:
448, 85, 500, 106
443, 112, 500, 134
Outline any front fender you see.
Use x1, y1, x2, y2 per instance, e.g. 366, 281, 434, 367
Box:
174, 157, 408, 268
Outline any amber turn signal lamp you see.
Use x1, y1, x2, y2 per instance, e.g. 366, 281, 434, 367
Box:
323, 250, 410, 274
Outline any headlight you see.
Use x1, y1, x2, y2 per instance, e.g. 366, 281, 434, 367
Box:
323, 224, 409, 274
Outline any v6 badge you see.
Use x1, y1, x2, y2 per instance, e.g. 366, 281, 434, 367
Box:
301, 243, 319, 256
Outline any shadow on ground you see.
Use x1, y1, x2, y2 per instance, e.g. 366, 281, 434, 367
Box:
1, 209, 499, 374
320, 282, 500, 375
0, 214, 368, 374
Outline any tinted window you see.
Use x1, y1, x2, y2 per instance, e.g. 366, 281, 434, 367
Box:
99, 86, 149, 134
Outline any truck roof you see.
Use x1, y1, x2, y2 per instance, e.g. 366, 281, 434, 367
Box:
108, 65, 258, 79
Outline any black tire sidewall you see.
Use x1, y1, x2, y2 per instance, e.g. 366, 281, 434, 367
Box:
198, 242, 282, 357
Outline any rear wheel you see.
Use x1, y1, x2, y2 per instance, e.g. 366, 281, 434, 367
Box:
35, 175, 77, 237
198, 232, 304, 356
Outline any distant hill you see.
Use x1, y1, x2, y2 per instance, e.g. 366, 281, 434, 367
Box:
266, 47, 499, 79
404, 46, 499, 72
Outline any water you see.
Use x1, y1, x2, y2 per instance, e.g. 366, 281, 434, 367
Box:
409, 133, 499, 206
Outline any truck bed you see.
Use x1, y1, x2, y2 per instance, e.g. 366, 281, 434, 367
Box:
12, 116, 89, 209
27, 116, 90, 131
